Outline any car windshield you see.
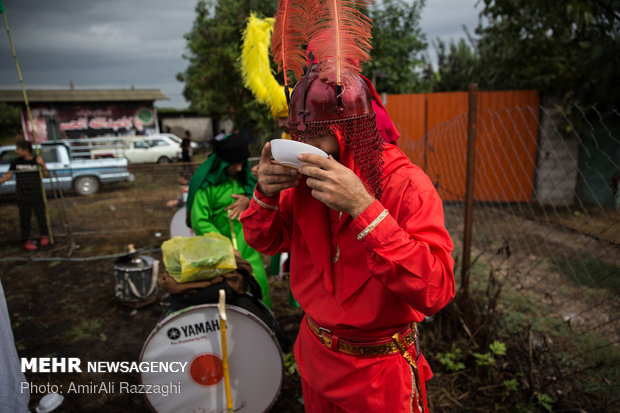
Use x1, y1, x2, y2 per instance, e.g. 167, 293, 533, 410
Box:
0, 150, 18, 165
147, 139, 168, 147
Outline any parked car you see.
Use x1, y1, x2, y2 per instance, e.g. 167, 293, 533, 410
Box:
90, 136, 181, 164
144, 135, 187, 159
0, 141, 134, 196
153, 133, 199, 153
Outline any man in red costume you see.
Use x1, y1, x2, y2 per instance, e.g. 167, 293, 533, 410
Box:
240, 61, 454, 411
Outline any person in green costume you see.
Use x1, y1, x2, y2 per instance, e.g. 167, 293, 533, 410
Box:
186, 133, 271, 308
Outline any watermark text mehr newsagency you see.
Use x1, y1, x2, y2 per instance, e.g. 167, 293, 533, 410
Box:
21, 358, 187, 373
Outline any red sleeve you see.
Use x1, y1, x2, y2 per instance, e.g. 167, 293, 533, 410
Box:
350, 185, 455, 316
239, 188, 293, 256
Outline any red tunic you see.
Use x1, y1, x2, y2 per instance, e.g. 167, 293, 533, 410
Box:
240, 144, 455, 412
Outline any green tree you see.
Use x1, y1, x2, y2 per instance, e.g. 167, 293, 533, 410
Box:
178, 0, 433, 136
0, 102, 22, 144
364, 0, 431, 93
433, 37, 480, 92
177, 0, 277, 139
475, 0, 620, 108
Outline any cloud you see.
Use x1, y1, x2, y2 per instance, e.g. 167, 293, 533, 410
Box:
421, 0, 481, 44
0, 0, 480, 109
0, 0, 196, 108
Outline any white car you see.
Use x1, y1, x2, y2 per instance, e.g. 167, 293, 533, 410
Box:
90, 137, 181, 164
128, 137, 181, 164
152, 133, 199, 153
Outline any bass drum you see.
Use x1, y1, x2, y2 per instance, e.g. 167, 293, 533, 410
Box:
140, 296, 283, 413
169, 207, 194, 238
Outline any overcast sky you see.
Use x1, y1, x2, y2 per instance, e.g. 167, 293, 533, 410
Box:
0, 0, 480, 109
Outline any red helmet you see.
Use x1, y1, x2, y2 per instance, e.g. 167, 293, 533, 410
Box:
289, 67, 374, 129
288, 65, 384, 199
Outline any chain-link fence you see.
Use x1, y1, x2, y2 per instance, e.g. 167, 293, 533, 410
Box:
398, 100, 619, 410
0, 100, 618, 409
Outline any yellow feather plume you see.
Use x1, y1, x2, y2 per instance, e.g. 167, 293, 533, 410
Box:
240, 13, 288, 119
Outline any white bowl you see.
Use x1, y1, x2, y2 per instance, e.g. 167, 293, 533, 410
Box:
270, 139, 328, 168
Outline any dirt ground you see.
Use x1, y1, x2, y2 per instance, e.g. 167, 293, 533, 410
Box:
1, 237, 305, 413
0, 166, 305, 412
1, 165, 618, 412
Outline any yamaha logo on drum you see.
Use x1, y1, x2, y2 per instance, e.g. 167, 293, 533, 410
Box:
167, 328, 181, 340
167, 317, 221, 342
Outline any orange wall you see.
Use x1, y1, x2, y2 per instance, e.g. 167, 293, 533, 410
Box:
384, 90, 539, 202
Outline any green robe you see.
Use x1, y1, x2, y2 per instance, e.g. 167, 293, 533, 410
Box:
190, 176, 271, 308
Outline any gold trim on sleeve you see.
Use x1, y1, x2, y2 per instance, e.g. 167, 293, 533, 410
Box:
357, 209, 389, 240
253, 194, 279, 210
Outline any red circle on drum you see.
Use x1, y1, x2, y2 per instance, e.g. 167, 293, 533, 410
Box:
189, 354, 224, 386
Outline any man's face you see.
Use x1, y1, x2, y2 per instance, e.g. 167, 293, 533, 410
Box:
225, 162, 244, 177
15, 147, 28, 157
276, 116, 289, 134
300, 133, 339, 161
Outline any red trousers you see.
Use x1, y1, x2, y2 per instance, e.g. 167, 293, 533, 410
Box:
296, 319, 429, 413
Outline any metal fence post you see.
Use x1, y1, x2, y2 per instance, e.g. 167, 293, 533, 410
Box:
461, 83, 478, 297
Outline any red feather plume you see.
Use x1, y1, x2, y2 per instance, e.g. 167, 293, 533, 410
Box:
271, 0, 309, 86
307, 0, 373, 86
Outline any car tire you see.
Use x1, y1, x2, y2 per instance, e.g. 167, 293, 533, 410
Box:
74, 176, 99, 196
157, 156, 170, 164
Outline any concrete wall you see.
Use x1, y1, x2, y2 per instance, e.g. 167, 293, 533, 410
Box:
534, 101, 579, 206
161, 117, 214, 142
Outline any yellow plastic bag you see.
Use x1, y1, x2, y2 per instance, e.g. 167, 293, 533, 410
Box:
161, 234, 236, 283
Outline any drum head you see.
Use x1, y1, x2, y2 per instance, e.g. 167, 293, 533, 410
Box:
169, 208, 194, 238
140, 304, 283, 412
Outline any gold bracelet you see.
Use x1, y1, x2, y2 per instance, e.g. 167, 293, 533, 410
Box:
357, 209, 389, 240
253, 194, 279, 210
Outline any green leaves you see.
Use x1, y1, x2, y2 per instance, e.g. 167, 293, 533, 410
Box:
473, 0, 620, 108
473, 340, 507, 366
489, 340, 507, 355
436, 345, 466, 372
178, 0, 277, 140
434, 38, 480, 92
0, 102, 21, 144
363, 0, 431, 93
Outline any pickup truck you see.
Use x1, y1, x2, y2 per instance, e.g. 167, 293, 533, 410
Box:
0, 141, 134, 196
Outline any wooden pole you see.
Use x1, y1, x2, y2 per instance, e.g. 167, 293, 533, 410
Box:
218, 289, 234, 413
2, 10, 54, 244
227, 217, 238, 250
461, 83, 478, 298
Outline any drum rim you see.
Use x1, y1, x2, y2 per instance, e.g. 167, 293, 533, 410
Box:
139, 302, 284, 413
170, 207, 192, 237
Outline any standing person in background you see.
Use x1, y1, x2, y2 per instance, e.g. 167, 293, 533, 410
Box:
165, 173, 191, 209
186, 134, 271, 308
0, 141, 50, 251
181, 130, 192, 172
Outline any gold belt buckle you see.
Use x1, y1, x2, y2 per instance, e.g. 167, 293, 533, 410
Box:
318, 326, 333, 348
